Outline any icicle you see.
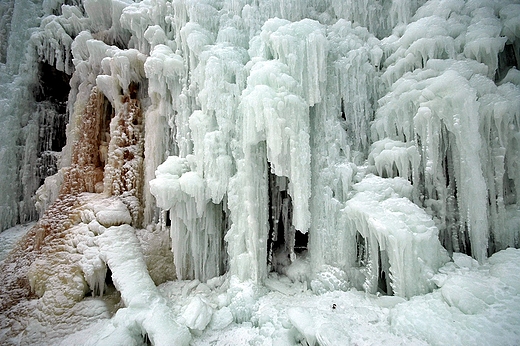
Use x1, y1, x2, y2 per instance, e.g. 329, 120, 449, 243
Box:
372, 57, 510, 262
368, 138, 420, 185
150, 156, 227, 282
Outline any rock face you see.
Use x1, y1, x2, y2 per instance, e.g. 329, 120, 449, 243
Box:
0, 0, 519, 344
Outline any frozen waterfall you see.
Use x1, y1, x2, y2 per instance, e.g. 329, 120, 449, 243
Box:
1, 0, 520, 345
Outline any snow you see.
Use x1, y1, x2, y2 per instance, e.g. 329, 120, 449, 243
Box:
1, 0, 520, 344
182, 250, 520, 345
287, 307, 318, 346
391, 249, 520, 345
85, 197, 132, 227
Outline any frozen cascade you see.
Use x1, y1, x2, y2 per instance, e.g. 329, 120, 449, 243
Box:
0, 0, 520, 344
0, 0, 44, 231
373, 57, 520, 261
308, 19, 380, 273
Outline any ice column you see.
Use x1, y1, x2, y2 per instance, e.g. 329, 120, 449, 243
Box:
225, 18, 328, 282
308, 20, 380, 271
60, 87, 107, 196
150, 156, 226, 281
477, 77, 520, 251
147, 9, 248, 280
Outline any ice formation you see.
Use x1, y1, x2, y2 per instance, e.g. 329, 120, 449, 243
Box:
1, 0, 520, 345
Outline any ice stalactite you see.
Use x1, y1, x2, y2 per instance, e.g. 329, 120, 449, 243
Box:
308, 19, 380, 274
499, 4, 520, 79
151, 156, 227, 282
145, 1, 247, 281
146, 0, 453, 294
220, 18, 325, 283
371, 1, 520, 263
331, 0, 428, 39
103, 82, 145, 225
374, 62, 491, 262
142, 43, 184, 224
2, 6, 520, 345
368, 139, 421, 188
0, 0, 45, 231
478, 79, 520, 252
0, 0, 15, 64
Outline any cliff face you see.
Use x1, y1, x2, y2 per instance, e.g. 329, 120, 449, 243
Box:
0, 0, 520, 344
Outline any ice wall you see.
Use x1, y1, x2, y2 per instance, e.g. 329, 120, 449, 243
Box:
373, 1, 520, 261
0, 0, 40, 231
1, 0, 520, 302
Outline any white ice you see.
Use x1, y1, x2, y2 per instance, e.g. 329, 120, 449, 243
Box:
1, 0, 520, 344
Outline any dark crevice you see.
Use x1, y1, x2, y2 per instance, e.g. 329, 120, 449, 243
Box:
34, 62, 71, 110
105, 267, 114, 288
34, 62, 71, 185
378, 249, 392, 295
356, 232, 366, 267
340, 97, 346, 122
267, 166, 308, 274
496, 44, 519, 82
99, 94, 114, 168
294, 230, 308, 254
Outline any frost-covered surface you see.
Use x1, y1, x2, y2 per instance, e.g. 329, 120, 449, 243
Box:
1, 0, 520, 344
62, 249, 520, 346
0, 222, 34, 261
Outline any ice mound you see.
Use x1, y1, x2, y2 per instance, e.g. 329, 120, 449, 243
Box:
310, 265, 350, 295
344, 175, 450, 298
85, 197, 132, 227
86, 224, 191, 345
390, 248, 520, 345
181, 295, 214, 332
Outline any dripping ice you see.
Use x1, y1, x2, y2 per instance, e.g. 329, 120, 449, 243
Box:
0, 0, 520, 345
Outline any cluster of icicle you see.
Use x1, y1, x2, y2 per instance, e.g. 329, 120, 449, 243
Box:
14, 0, 520, 299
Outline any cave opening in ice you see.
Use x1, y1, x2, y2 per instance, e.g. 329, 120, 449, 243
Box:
267, 169, 309, 275
35, 62, 70, 113
355, 231, 391, 295
497, 43, 519, 81
33, 62, 71, 185
83, 263, 117, 299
